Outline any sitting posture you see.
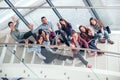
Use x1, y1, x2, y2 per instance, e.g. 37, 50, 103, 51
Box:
70, 31, 92, 68
90, 17, 114, 44
8, 17, 36, 43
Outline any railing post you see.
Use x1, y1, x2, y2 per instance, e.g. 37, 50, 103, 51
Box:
0, 35, 9, 64
62, 48, 66, 66
94, 53, 97, 69
84, 49, 87, 68
10, 43, 17, 64
106, 54, 108, 74
21, 46, 27, 63
31, 51, 36, 64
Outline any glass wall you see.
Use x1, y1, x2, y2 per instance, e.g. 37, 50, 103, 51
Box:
0, 0, 120, 31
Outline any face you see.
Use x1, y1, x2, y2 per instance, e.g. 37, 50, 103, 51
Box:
88, 30, 92, 36
38, 36, 43, 44
90, 19, 96, 25
9, 23, 15, 30
80, 26, 86, 33
72, 33, 78, 41
41, 18, 47, 24
41, 31, 46, 37
59, 20, 66, 25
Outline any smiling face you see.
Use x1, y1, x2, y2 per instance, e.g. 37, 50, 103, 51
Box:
8, 22, 15, 30
72, 32, 78, 42
38, 36, 43, 44
41, 17, 47, 24
79, 26, 86, 33
59, 20, 66, 25
41, 31, 46, 37
90, 19, 97, 25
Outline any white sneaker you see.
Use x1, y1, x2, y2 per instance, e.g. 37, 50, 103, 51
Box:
37, 52, 46, 60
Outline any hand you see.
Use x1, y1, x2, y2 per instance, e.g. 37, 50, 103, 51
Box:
57, 23, 60, 28
46, 34, 49, 41
12, 16, 17, 22
24, 39, 28, 44
28, 23, 34, 30
48, 27, 52, 32
70, 43, 75, 47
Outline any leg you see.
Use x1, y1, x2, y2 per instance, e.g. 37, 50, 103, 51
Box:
76, 53, 88, 66
92, 33, 101, 40
23, 31, 37, 41
57, 54, 73, 60
89, 40, 99, 50
23, 31, 33, 39
59, 31, 70, 46
104, 30, 109, 39
28, 39, 34, 44
104, 30, 114, 44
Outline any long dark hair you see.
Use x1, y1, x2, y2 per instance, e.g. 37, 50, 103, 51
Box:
37, 35, 43, 44
59, 18, 70, 27
90, 17, 104, 28
38, 29, 48, 41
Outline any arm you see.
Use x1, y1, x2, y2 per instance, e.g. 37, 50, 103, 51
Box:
32, 25, 41, 33
57, 23, 61, 30
11, 33, 23, 42
49, 22, 54, 32
79, 35, 89, 48
12, 17, 19, 29
14, 20, 19, 29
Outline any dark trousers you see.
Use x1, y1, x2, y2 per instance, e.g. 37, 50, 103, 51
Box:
74, 52, 88, 66
20, 31, 37, 44
41, 47, 73, 63
55, 30, 70, 46
23, 31, 37, 40
89, 40, 99, 50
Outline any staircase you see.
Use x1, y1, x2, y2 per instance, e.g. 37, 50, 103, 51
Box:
0, 32, 120, 80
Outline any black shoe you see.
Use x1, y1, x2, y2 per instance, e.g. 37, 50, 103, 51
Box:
97, 51, 104, 55
107, 39, 114, 44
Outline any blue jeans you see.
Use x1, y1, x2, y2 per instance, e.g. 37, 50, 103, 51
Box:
98, 30, 109, 39
92, 34, 101, 40
104, 30, 109, 39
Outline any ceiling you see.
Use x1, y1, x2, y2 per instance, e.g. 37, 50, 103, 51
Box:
0, 0, 120, 32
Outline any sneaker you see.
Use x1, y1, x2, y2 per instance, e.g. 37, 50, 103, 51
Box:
37, 52, 46, 60
86, 63, 92, 68
97, 51, 104, 56
107, 39, 114, 44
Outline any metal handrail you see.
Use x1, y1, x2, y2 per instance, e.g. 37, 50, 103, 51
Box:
0, 43, 120, 56
0, 6, 120, 9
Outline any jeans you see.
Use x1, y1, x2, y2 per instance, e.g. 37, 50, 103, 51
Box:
89, 40, 99, 50
98, 30, 109, 39
41, 47, 73, 63
75, 53, 88, 66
